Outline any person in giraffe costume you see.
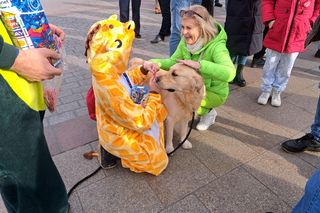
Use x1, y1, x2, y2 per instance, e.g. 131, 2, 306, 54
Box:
86, 15, 169, 176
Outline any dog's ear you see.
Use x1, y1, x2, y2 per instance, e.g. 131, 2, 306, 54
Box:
193, 74, 204, 94
85, 23, 101, 62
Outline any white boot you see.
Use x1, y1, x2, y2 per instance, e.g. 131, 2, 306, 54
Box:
196, 109, 217, 131
257, 92, 271, 105
271, 90, 281, 107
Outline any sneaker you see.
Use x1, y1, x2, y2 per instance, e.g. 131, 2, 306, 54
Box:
196, 109, 217, 131
271, 90, 281, 107
99, 145, 118, 169
215, 2, 223, 7
281, 133, 320, 153
257, 92, 271, 105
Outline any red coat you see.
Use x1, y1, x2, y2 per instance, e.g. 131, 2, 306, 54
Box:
262, 0, 320, 53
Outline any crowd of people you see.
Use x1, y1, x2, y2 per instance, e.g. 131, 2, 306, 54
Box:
0, 0, 320, 212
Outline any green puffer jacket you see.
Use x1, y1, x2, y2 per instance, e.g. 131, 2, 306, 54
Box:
152, 23, 235, 114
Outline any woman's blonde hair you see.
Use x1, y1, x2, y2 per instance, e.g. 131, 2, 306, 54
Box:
181, 5, 218, 44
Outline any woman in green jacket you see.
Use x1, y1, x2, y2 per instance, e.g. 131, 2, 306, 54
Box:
152, 5, 235, 131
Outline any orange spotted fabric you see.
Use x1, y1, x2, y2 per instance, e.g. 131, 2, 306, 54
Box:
87, 15, 168, 176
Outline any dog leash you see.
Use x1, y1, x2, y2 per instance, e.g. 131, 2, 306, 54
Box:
68, 106, 195, 200
167, 112, 195, 156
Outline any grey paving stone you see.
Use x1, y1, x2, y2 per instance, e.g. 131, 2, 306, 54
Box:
69, 191, 85, 213
191, 125, 258, 177
0, 197, 6, 213
195, 167, 291, 213
244, 146, 316, 207
60, 93, 83, 104
216, 107, 290, 153
48, 111, 76, 126
77, 170, 163, 213
160, 194, 210, 213
57, 102, 80, 113
146, 150, 216, 206
53, 144, 105, 192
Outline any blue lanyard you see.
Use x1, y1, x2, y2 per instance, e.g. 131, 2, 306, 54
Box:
123, 72, 133, 88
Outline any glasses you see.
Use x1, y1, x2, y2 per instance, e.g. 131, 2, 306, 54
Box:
180, 10, 204, 19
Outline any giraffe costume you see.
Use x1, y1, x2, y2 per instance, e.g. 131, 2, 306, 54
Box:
87, 15, 169, 176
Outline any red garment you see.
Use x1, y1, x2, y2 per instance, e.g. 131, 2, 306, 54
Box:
86, 86, 96, 121
262, 0, 320, 53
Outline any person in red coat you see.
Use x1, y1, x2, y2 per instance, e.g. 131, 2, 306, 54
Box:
257, 0, 320, 107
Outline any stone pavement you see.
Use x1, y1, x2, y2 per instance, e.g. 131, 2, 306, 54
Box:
1, 0, 320, 212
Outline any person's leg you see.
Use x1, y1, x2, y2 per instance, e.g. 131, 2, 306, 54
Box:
0, 76, 68, 213
119, 0, 130, 23
273, 52, 299, 93
235, 55, 248, 87
311, 96, 320, 140
257, 48, 281, 105
292, 169, 320, 213
281, 96, 320, 152
158, 0, 171, 37
196, 91, 225, 131
132, 0, 142, 36
169, 0, 190, 55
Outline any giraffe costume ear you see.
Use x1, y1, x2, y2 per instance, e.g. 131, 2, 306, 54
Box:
85, 22, 101, 63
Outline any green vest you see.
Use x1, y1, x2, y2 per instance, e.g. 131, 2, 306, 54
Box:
0, 21, 45, 111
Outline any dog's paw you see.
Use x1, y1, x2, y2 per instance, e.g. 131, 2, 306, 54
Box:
182, 140, 192, 149
166, 144, 174, 154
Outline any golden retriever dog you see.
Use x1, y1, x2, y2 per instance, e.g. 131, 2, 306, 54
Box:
126, 58, 204, 153
154, 63, 204, 153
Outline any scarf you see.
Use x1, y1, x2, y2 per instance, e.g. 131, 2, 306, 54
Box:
187, 38, 204, 54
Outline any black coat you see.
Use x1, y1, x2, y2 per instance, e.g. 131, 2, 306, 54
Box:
225, 0, 264, 56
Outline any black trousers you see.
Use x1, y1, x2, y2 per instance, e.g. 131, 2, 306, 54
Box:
253, 26, 269, 59
158, 0, 171, 37
119, 0, 141, 34
202, 0, 214, 16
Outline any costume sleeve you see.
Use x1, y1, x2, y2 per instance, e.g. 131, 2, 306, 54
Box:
311, 0, 320, 25
199, 43, 236, 83
150, 39, 185, 70
126, 65, 147, 85
103, 81, 164, 131
262, 0, 276, 25
0, 35, 19, 69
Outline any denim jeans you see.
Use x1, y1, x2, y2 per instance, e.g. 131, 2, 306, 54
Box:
119, 0, 141, 34
260, 48, 299, 93
169, 0, 202, 56
311, 96, 320, 140
230, 55, 248, 65
292, 169, 320, 213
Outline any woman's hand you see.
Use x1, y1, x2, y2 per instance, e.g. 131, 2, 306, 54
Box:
142, 61, 159, 74
49, 24, 65, 43
268, 20, 275, 29
177, 60, 200, 70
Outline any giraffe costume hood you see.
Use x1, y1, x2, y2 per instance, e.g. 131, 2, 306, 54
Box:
86, 15, 168, 176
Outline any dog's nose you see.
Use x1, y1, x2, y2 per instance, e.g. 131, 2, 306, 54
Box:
155, 77, 160, 83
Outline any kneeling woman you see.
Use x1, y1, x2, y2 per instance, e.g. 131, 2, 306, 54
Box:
151, 5, 235, 131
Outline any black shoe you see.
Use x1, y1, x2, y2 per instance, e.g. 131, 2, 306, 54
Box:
281, 133, 320, 153
315, 49, 320, 58
135, 34, 142, 39
215, 2, 223, 7
234, 64, 246, 87
99, 146, 118, 169
151, 35, 164, 44
251, 58, 265, 68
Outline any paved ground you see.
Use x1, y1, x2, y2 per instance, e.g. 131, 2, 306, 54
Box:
1, 0, 320, 212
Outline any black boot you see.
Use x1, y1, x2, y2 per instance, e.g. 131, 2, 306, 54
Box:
235, 64, 246, 87
99, 145, 118, 169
